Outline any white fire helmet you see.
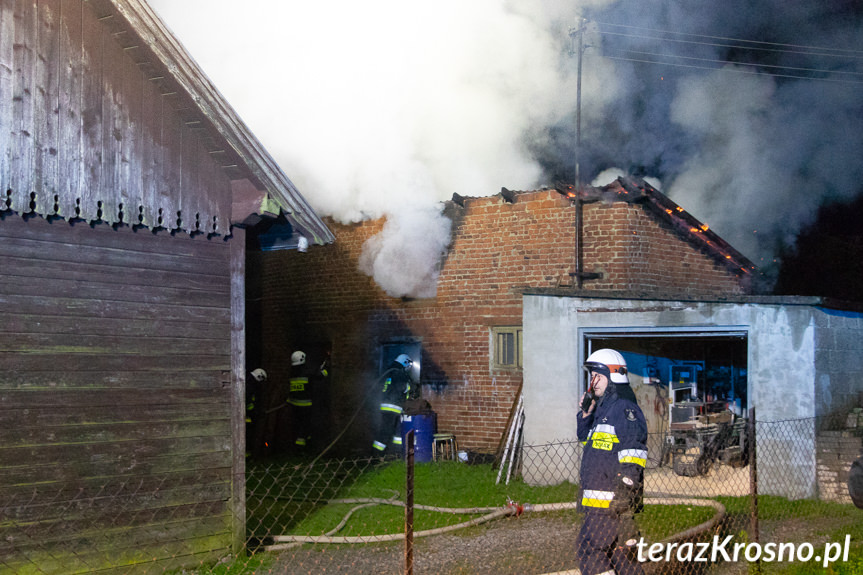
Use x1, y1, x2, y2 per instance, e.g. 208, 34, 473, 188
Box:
583, 348, 629, 384
394, 354, 413, 370
250, 368, 267, 382
291, 351, 306, 366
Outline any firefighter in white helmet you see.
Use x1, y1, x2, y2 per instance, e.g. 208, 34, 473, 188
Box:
245, 368, 267, 457
372, 354, 414, 455
576, 349, 648, 575
287, 350, 315, 450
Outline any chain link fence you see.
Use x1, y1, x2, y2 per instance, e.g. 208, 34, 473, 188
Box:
2, 415, 861, 574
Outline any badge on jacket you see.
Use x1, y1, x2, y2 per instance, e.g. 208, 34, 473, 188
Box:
625, 409, 637, 421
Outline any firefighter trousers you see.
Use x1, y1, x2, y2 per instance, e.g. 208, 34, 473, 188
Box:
575, 511, 644, 575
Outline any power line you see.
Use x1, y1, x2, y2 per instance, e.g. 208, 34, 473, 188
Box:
595, 52, 863, 85
587, 21, 863, 85
593, 21, 863, 60
600, 46, 863, 80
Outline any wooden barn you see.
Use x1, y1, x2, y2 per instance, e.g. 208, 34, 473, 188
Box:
0, 0, 332, 572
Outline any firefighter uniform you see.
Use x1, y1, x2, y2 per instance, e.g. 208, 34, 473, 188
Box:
372, 355, 413, 455
245, 368, 267, 457
576, 354, 648, 575
288, 360, 316, 448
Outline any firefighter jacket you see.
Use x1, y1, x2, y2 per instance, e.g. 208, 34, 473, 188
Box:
577, 384, 648, 514
288, 364, 316, 407
378, 363, 412, 416
245, 381, 258, 423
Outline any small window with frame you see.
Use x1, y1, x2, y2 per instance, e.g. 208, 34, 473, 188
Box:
492, 326, 522, 370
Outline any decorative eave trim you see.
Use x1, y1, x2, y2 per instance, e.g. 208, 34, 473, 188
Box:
109, 0, 334, 245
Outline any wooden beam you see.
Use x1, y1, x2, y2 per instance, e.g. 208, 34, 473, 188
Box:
231, 178, 278, 226
229, 226, 246, 554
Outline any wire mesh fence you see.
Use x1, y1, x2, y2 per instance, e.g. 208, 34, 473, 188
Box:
1, 415, 861, 575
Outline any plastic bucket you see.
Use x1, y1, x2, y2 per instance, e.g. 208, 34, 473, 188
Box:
401, 413, 436, 462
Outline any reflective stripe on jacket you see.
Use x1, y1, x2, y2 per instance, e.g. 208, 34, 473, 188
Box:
577, 387, 647, 513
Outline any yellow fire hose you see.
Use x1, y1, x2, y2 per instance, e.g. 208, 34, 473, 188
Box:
264, 495, 725, 552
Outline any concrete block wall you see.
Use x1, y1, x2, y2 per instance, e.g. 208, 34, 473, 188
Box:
814, 307, 863, 423
816, 430, 862, 504
255, 189, 751, 453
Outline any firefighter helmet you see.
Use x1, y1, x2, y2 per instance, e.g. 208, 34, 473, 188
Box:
583, 348, 628, 384
250, 368, 267, 382
394, 354, 413, 370
291, 351, 306, 366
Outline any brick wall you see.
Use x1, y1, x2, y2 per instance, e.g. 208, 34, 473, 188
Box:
581, 202, 748, 295
253, 189, 750, 454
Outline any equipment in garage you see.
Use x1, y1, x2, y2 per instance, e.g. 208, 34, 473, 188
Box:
667, 362, 748, 476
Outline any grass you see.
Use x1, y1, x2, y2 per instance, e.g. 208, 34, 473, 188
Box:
176, 458, 727, 574
282, 460, 580, 537
712, 495, 863, 574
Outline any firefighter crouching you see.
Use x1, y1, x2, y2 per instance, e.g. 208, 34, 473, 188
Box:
576, 349, 648, 575
372, 354, 414, 455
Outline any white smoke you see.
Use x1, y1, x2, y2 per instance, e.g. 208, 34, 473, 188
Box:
358, 204, 452, 299
148, 1, 603, 297
149, 0, 863, 292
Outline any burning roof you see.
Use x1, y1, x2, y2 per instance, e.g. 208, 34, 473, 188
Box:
557, 176, 757, 277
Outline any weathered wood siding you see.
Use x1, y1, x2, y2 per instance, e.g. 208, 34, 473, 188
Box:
0, 214, 234, 573
0, 0, 233, 232
0, 1, 245, 571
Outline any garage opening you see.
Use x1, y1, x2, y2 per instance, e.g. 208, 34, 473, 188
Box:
583, 329, 749, 475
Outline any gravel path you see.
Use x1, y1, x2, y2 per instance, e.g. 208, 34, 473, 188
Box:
266, 514, 582, 575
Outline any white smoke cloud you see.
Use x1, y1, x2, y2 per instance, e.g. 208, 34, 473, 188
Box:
148, 0, 604, 297
358, 204, 452, 299
665, 66, 795, 259
665, 65, 863, 264
149, 0, 863, 291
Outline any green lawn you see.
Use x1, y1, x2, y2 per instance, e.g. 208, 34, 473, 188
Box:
713, 495, 862, 574
178, 459, 727, 574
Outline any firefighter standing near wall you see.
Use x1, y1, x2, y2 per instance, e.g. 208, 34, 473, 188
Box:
372, 354, 414, 455
245, 368, 267, 457
576, 348, 648, 575
287, 350, 316, 450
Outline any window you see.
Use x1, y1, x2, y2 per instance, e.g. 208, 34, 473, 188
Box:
492, 326, 522, 370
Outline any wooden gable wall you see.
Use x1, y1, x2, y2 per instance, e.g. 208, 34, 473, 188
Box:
0, 215, 237, 572
0, 0, 248, 571
0, 0, 233, 233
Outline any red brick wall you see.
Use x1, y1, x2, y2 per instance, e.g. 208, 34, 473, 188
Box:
253, 190, 749, 455
581, 202, 748, 295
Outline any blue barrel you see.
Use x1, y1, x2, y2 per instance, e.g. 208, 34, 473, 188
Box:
401, 413, 436, 462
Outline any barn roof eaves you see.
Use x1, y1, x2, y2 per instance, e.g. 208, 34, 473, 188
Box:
110, 0, 334, 244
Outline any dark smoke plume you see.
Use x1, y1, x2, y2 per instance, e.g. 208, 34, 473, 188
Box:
150, 0, 863, 293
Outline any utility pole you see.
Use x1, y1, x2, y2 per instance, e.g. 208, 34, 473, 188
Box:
568, 20, 601, 288
569, 19, 587, 191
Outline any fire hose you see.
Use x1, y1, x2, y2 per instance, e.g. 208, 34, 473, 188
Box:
264, 495, 725, 552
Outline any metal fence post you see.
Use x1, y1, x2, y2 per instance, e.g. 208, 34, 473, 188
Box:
748, 407, 760, 571
405, 429, 415, 575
